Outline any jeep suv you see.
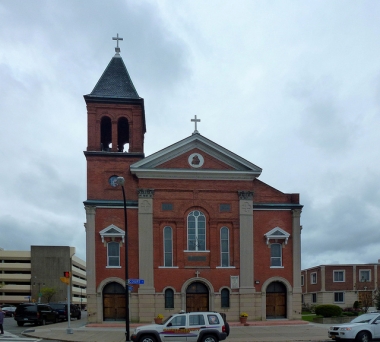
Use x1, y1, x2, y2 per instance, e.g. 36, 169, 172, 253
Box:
131, 311, 229, 342
14, 303, 59, 326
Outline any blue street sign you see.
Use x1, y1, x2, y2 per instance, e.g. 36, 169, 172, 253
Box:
128, 286, 133, 291
128, 279, 144, 285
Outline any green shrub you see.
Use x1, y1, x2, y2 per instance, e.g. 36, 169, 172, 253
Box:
315, 304, 342, 317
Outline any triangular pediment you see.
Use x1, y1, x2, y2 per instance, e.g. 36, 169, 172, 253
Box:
264, 227, 290, 245
130, 133, 262, 181
99, 224, 125, 243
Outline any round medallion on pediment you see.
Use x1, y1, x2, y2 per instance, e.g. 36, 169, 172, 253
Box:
188, 153, 204, 168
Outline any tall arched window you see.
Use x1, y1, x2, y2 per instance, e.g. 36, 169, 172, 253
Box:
187, 210, 206, 251
221, 288, 230, 308
100, 116, 112, 151
270, 243, 282, 267
165, 288, 174, 308
107, 241, 120, 267
117, 117, 129, 152
164, 226, 173, 267
220, 227, 230, 267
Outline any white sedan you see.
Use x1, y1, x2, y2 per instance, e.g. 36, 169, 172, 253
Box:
328, 313, 380, 342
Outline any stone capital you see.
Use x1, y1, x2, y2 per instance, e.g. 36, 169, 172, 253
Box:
238, 191, 253, 200
138, 189, 155, 198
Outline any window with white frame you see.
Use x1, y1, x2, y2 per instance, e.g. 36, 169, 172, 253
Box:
107, 241, 120, 267
164, 226, 173, 267
270, 243, 282, 267
311, 272, 317, 284
312, 293, 317, 303
220, 227, 230, 267
187, 210, 206, 251
301, 275, 304, 286
334, 292, 344, 303
360, 270, 370, 282
334, 270, 345, 282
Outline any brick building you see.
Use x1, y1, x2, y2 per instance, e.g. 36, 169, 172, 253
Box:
302, 263, 380, 309
83, 41, 303, 323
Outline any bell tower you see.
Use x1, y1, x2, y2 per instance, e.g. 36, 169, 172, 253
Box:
84, 35, 146, 153
83, 35, 145, 202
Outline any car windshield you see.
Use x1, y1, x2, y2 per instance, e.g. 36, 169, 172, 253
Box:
351, 314, 380, 324
162, 315, 173, 324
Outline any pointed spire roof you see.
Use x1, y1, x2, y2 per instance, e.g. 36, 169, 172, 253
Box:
86, 55, 140, 100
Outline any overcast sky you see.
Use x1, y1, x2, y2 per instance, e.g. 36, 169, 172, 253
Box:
1, 1, 379, 269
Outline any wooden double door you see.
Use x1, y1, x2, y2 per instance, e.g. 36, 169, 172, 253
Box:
266, 281, 287, 318
103, 282, 126, 321
186, 282, 209, 312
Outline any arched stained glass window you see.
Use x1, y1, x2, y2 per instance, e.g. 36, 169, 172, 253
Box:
187, 211, 206, 251
220, 227, 229, 267
164, 226, 173, 267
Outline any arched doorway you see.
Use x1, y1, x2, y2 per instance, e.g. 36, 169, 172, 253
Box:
266, 281, 287, 319
186, 281, 209, 312
103, 282, 126, 321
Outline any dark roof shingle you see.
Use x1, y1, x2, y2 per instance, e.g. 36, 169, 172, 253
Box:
87, 56, 140, 99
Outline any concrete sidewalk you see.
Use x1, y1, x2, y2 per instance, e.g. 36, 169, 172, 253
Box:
20, 320, 332, 342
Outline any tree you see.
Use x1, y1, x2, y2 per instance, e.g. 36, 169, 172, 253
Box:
374, 287, 380, 310
41, 287, 57, 303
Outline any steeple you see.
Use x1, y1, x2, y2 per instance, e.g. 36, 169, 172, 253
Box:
84, 35, 146, 153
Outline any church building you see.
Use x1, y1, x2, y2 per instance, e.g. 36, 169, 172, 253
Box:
84, 37, 303, 323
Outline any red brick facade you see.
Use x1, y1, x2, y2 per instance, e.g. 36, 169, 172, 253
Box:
84, 53, 303, 323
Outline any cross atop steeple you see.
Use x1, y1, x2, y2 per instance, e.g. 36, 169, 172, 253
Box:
191, 115, 201, 134
112, 34, 123, 55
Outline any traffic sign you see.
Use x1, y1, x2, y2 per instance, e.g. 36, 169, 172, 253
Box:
128, 279, 144, 285
128, 286, 133, 291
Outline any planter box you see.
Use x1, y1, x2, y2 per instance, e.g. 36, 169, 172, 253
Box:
313, 317, 353, 324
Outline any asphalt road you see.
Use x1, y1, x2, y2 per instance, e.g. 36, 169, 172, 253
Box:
2, 311, 87, 341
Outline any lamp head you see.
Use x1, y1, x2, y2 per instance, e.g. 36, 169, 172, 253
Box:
115, 177, 125, 186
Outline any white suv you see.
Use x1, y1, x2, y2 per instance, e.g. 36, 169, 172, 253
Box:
131, 311, 229, 342
328, 312, 380, 341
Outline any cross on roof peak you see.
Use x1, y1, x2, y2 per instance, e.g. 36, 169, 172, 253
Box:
191, 115, 201, 134
112, 34, 123, 55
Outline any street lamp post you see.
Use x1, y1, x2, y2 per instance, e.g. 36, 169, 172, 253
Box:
33, 277, 45, 303
115, 176, 130, 342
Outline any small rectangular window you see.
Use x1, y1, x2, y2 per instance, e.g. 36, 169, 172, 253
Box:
162, 203, 173, 211
219, 204, 231, 212
334, 270, 345, 282
334, 292, 344, 303
312, 293, 317, 303
301, 275, 304, 286
311, 272, 317, 284
360, 270, 370, 282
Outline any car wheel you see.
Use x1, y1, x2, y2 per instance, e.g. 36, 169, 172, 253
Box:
202, 334, 218, 342
139, 335, 156, 342
356, 331, 371, 342
17, 322, 24, 327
